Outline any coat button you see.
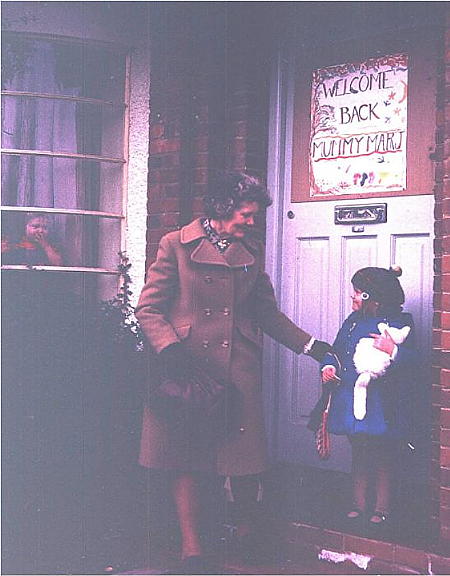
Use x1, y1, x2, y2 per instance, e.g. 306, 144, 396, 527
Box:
204, 308, 212, 316
204, 276, 213, 284
239, 427, 245, 433
223, 307, 230, 316
221, 340, 230, 348
202, 340, 210, 348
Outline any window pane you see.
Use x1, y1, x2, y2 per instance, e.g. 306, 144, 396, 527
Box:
1, 212, 121, 269
2, 36, 126, 103
1, 156, 123, 213
1, 269, 119, 307
2, 96, 125, 158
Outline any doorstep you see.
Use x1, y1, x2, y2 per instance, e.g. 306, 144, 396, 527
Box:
286, 522, 450, 575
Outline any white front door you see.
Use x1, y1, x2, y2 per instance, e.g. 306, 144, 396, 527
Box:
264, 49, 434, 474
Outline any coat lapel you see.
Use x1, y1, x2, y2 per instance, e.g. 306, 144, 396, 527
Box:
180, 218, 256, 268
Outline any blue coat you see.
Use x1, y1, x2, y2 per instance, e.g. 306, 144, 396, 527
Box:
322, 310, 417, 438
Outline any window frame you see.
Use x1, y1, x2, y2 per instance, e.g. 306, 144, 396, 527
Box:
1, 31, 131, 278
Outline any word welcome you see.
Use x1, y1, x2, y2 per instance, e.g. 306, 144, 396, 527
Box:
311, 130, 405, 161
319, 70, 393, 99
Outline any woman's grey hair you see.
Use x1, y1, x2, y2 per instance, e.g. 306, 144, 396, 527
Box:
203, 171, 272, 220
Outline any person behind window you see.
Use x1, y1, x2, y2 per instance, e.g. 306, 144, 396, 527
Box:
2, 214, 63, 267
321, 267, 417, 531
135, 171, 332, 574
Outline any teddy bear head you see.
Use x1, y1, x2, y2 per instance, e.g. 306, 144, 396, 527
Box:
377, 323, 411, 344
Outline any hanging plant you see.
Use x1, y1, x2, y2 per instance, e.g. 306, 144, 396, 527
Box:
96, 251, 145, 352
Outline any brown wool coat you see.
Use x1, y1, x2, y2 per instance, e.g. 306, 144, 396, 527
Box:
135, 218, 312, 476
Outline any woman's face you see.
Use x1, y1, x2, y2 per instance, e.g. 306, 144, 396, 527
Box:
25, 217, 49, 241
220, 201, 260, 239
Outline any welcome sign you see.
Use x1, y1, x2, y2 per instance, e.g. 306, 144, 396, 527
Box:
310, 54, 408, 196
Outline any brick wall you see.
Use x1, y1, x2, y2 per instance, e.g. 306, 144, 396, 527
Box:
432, 7, 450, 544
145, 4, 272, 265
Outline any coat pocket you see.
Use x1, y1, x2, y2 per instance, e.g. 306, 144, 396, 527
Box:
236, 322, 262, 348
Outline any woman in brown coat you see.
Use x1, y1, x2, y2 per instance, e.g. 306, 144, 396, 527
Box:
135, 171, 331, 573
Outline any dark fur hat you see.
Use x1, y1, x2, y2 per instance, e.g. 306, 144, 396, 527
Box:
351, 266, 405, 308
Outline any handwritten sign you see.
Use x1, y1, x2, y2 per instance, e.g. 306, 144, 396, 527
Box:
310, 54, 408, 196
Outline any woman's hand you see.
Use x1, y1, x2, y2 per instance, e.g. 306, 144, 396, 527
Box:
321, 365, 337, 382
370, 330, 395, 356
159, 342, 193, 379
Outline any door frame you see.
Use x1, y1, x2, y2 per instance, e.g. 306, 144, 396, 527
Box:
264, 31, 436, 463
264, 43, 296, 460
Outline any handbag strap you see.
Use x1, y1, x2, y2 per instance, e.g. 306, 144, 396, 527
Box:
324, 391, 332, 414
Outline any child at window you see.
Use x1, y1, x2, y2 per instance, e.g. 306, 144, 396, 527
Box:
321, 266, 416, 529
2, 214, 63, 267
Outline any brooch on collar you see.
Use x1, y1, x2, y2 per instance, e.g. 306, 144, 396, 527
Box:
202, 218, 233, 253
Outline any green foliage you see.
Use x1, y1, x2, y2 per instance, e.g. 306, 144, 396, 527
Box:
97, 252, 144, 353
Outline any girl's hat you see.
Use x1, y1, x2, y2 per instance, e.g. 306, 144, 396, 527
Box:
351, 266, 405, 307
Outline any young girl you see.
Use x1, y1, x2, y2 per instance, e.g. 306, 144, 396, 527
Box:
321, 266, 416, 528
2, 214, 63, 266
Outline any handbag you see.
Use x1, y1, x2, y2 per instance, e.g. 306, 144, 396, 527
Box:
148, 353, 233, 436
155, 360, 228, 417
315, 393, 331, 460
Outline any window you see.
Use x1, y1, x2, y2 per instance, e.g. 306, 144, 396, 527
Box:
1, 33, 129, 296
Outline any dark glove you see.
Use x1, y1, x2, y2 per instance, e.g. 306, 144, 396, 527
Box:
306, 339, 333, 363
159, 342, 193, 380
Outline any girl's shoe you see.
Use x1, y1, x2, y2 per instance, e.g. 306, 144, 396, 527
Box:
369, 510, 389, 525
346, 508, 364, 520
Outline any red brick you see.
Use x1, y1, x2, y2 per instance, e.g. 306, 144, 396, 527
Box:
442, 370, 450, 387
442, 428, 450, 446
442, 487, 450, 506
435, 293, 450, 311
434, 351, 450, 370
434, 366, 443, 383
442, 275, 450, 293
442, 467, 450, 488
343, 534, 394, 562
442, 445, 450, 466
394, 545, 428, 573
436, 219, 450, 238
434, 384, 443, 404
443, 255, 450, 273
440, 504, 450, 524
150, 123, 165, 139
444, 179, 450, 199
433, 424, 441, 442
443, 410, 450, 428
150, 139, 181, 154
434, 312, 450, 329
443, 388, 450, 407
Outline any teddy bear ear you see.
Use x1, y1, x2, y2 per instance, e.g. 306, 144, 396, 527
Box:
401, 326, 411, 339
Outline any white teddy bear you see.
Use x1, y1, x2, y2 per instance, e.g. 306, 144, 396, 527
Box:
353, 322, 411, 420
